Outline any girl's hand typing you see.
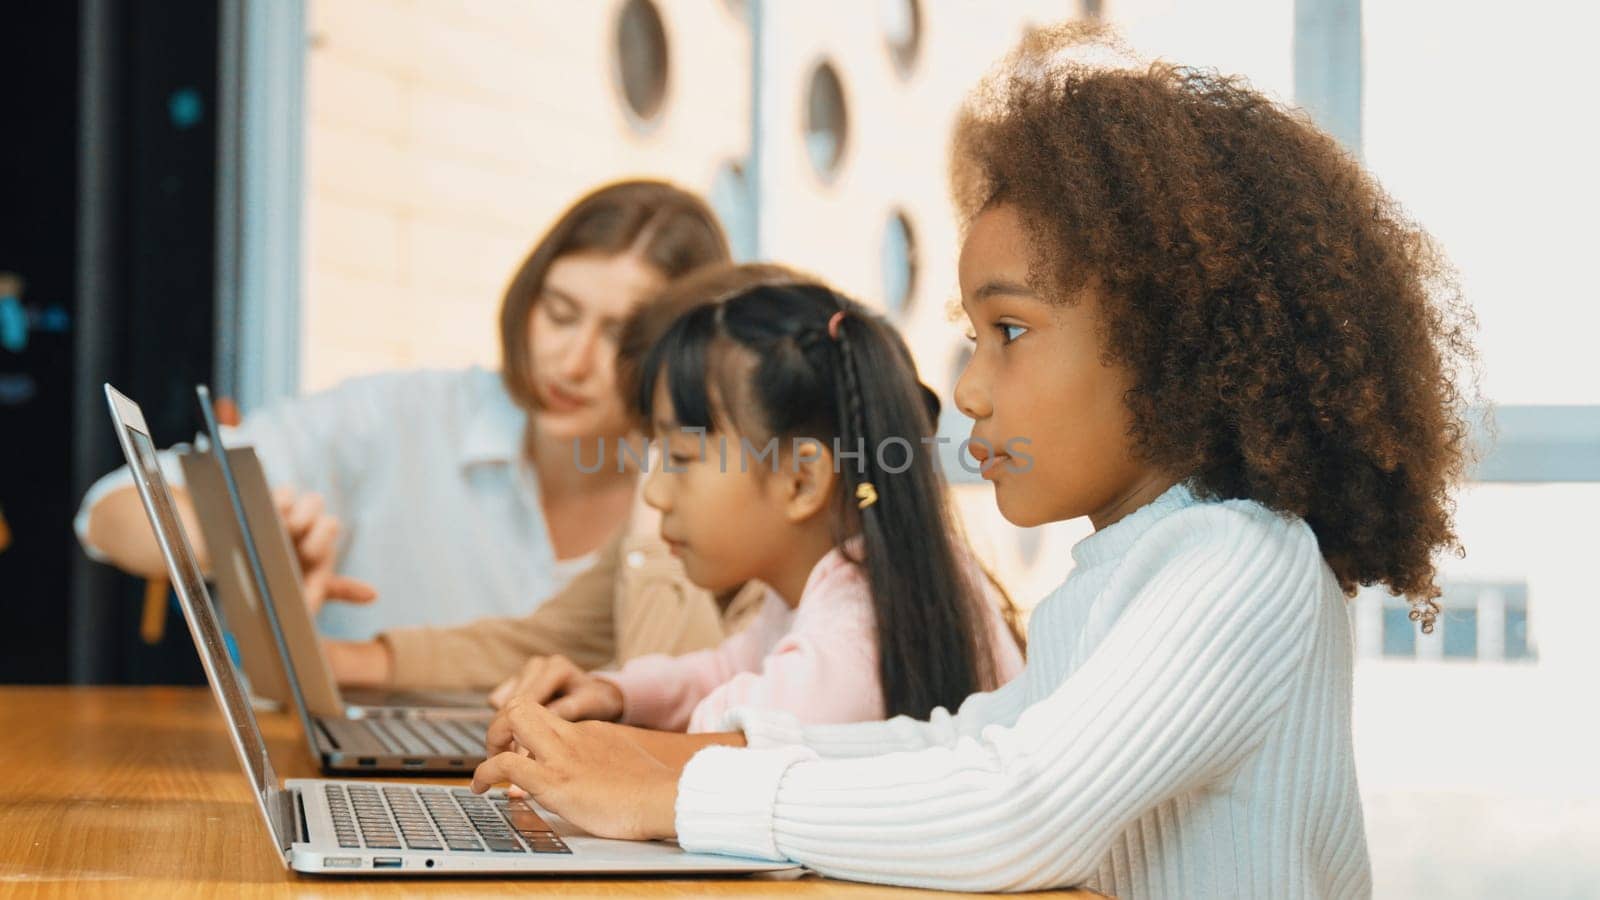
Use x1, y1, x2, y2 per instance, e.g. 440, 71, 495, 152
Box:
488, 653, 625, 723
471, 696, 678, 841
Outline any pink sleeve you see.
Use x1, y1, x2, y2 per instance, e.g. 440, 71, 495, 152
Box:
684, 591, 884, 733
597, 593, 785, 732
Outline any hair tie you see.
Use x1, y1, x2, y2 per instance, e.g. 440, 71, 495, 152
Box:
855, 482, 878, 510
827, 311, 847, 341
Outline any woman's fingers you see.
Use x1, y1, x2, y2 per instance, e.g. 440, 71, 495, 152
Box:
272, 486, 296, 514
324, 574, 377, 604
297, 513, 341, 568
283, 491, 325, 541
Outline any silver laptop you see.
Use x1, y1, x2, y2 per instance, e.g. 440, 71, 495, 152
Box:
105, 383, 796, 876
182, 435, 486, 712
179, 385, 490, 774
180, 438, 486, 715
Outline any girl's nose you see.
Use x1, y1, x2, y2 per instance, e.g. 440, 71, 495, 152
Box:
954, 353, 991, 421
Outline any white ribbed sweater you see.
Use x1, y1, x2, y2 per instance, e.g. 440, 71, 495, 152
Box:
674, 484, 1372, 898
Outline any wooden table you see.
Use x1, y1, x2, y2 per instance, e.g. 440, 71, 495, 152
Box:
0, 687, 1098, 898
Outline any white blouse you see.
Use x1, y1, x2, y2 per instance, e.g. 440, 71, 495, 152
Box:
76, 367, 596, 640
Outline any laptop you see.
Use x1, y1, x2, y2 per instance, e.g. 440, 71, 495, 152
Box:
178, 385, 492, 773
181, 431, 486, 711
105, 383, 796, 876
182, 426, 487, 716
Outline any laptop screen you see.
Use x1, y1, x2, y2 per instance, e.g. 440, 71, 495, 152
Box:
104, 385, 294, 857
193, 384, 327, 749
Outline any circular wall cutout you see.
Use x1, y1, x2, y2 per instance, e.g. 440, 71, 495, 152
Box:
880, 0, 922, 78
804, 61, 849, 182
615, 0, 669, 129
881, 209, 918, 315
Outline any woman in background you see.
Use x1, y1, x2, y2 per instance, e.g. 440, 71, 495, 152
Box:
77, 180, 731, 641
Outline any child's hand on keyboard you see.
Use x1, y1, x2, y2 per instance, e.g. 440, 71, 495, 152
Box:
487, 653, 624, 723
470, 695, 678, 841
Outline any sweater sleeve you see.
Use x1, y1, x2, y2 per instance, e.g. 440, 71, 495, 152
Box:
597, 593, 786, 732
675, 507, 1327, 892
704, 560, 1031, 755
713, 674, 1032, 757
378, 530, 624, 691
679, 587, 883, 733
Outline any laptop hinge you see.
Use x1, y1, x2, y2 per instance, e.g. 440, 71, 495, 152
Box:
276, 786, 306, 856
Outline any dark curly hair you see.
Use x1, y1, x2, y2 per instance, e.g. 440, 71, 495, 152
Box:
951, 25, 1479, 620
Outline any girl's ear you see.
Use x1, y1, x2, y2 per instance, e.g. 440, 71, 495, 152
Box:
775, 438, 838, 524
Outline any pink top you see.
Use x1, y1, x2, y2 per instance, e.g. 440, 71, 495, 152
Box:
597, 544, 1026, 733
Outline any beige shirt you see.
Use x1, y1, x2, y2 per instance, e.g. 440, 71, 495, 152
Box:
379, 498, 765, 691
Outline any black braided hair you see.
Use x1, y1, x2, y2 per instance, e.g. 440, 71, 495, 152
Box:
635, 282, 1009, 719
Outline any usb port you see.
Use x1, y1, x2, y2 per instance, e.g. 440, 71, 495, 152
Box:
373, 857, 403, 869
401, 758, 425, 767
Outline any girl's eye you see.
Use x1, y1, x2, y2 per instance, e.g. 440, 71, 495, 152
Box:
998, 322, 1029, 344
960, 322, 978, 344
668, 452, 696, 467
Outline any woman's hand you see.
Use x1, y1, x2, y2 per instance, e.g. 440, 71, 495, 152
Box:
324, 639, 392, 687
272, 487, 378, 617
487, 653, 625, 722
471, 697, 679, 841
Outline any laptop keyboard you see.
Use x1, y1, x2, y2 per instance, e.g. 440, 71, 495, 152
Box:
325, 784, 571, 854
365, 716, 488, 757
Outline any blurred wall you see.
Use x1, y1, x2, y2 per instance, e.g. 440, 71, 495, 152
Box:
301, 0, 748, 388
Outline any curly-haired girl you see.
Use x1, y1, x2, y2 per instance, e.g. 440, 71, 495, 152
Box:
468, 26, 1477, 898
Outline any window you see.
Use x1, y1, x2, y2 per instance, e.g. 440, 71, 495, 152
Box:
804, 61, 848, 182
1442, 606, 1478, 659
1381, 602, 1417, 657
615, 0, 669, 129
881, 209, 917, 315
1505, 594, 1533, 661
1367, 581, 1534, 662
880, 0, 922, 78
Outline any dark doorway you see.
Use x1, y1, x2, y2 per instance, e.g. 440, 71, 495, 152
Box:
1, 0, 220, 685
